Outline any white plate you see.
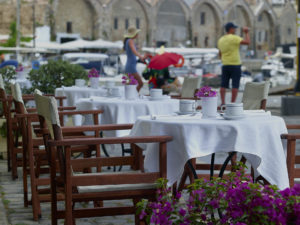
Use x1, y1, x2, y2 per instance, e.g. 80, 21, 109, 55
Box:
148, 96, 169, 101
175, 111, 198, 115
222, 114, 246, 120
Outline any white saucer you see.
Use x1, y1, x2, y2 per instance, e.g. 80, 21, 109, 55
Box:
148, 96, 168, 101
222, 114, 246, 120
175, 111, 198, 115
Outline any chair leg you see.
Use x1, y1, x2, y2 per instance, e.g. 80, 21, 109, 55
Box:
28, 144, 41, 220
65, 149, 73, 225
22, 145, 28, 207
6, 121, 11, 172
50, 148, 58, 225
11, 147, 18, 179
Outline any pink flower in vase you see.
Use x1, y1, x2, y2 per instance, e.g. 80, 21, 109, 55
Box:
88, 68, 100, 78
16, 65, 24, 73
122, 74, 138, 85
195, 86, 217, 98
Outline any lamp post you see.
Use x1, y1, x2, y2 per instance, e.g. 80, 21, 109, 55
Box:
32, 0, 36, 49
295, 0, 300, 94
16, 0, 21, 62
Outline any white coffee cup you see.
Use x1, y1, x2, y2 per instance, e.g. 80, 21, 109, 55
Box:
106, 80, 115, 88
221, 103, 244, 117
180, 100, 196, 112
109, 87, 120, 96
150, 89, 163, 98
75, 79, 85, 87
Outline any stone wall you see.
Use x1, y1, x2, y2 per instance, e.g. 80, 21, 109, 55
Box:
0, 0, 297, 55
54, 0, 95, 40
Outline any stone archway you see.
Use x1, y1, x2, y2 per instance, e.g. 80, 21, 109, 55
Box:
227, 6, 252, 36
154, 0, 189, 47
278, 3, 297, 45
254, 0, 277, 55
107, 0, 150, 46
256, 11, 274, 51
191, 0, 222, 47
53, 0, 97, 40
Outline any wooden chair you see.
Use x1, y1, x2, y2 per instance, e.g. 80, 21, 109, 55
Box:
34, 91, 172, 225
11, 84, 104, 220
178, 81, 271, 190
281, 124, 300, 187
0, 73, 67, 179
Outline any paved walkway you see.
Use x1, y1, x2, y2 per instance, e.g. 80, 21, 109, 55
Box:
0, 94, 299, 225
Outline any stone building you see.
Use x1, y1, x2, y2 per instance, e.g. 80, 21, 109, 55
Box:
0, 0, 297, 57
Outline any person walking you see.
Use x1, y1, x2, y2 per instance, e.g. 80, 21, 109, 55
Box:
218, 22, 250, 105
123, 27, 145, 92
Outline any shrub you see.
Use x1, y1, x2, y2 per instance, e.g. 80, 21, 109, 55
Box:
27, 60, 88, 94
137, 165, 300, 225
0, 66, 17, 94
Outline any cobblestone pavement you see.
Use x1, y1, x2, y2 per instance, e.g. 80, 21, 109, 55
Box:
0, 95, 299, 225
0, 159, 136, 225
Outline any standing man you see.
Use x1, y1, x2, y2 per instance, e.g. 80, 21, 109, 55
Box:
218, 22, 250, 105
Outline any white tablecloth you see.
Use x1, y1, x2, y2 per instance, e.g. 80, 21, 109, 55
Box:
75, 96, 180, 137
130, 113, 289, 189
55, 86, 111, 106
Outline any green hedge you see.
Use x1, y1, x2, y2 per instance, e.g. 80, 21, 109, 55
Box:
27, 60, 88, 94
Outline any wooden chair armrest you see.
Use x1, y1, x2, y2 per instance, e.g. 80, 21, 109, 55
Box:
286, 124, 300, 130
58, 109, 103, 116
57, 106, 76, 111
61, 124, 133, 132
15, 113, 38, 119
281, 133, 300, 140
26, 108, 37, 112
35, 124, 134, 135
47, 135, 173, 147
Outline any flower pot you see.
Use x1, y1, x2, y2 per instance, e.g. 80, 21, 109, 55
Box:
89, 77, 99, 89
201, 96, 217, 118
124, 84, 137, 100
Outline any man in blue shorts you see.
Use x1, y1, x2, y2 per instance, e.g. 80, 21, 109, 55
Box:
218, 22, 250, 105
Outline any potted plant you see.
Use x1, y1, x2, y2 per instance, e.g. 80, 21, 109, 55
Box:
88, 68, 100, 89
195, 86, 218, 118
122, 74, 138, 100
137, 165, 300, 225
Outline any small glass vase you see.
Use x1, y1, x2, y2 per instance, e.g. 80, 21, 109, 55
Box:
201, 96, 218, 118
89, 77, 99, 89
124, 84, 137, 100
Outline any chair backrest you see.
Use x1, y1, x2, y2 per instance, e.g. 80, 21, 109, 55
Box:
0, 74, 10, 117
10, 82, 27, 114
181, 76, 202, 98
242, 81, 270, 110
0, 73, 5, 90
34, 89, 61, 139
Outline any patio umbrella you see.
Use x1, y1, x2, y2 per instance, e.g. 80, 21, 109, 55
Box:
148, 52, 184, 70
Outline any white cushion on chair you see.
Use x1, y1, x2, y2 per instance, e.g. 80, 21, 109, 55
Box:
242, 81, 270, 110
77, 183, 156, 193
181, 76, 202, 98
75, 171, 156, 193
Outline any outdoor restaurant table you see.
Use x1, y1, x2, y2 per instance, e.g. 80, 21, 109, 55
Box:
75, 96, 180, 137
55, 86, 109, 106
129, 112, 289, 189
